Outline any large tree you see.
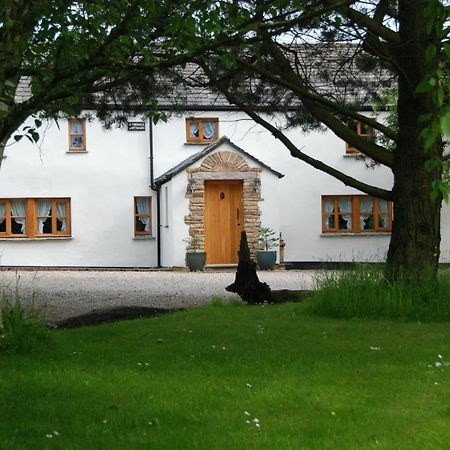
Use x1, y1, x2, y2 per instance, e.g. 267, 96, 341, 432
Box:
0, 0, 270, 164
183, 0, 449, 280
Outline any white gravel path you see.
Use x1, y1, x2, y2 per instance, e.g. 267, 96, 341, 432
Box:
0, 269, 318, 321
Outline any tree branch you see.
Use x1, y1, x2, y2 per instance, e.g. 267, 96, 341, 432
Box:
236, 55, 397, 142
343, 5, 401, 44
202, 65, 393, 201
257, 39, 394, 166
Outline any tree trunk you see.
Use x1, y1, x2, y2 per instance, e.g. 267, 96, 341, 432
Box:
386, 0, 443, 281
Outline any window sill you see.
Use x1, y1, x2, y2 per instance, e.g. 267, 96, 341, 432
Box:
0, 237, 73, 241
133, 236, 155, 240
66, 150, 88, 154
321, 232, 391, 237
184, 141, 215, 146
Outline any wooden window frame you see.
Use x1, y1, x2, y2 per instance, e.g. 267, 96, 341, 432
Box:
345, 120, 376, 154
134, 196, 152, 236
68, 118, 87, 152
185, 118, 218, 143
322, 195, 393, 233
0, 198, 71, 238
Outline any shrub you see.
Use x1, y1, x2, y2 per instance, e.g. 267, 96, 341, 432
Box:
310, 266, 450, 321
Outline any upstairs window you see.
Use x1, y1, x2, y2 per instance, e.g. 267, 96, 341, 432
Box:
346, 120, 375, 154
0, 198, 71, 238
134, 197, 152, 236
68, 118, 86, 151
322, 195, 392, 233
186, 118, 218, 143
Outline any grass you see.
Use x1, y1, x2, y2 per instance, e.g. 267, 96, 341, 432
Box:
0, 299, 48, 353
1, 302, 450, 449
310, 267, 450, 321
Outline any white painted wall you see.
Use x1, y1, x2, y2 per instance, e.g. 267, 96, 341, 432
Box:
1, 110, 449, 267
0, 114, 157, 267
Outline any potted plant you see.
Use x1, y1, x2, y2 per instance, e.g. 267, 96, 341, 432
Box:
256, 227, 279, 270
184, 234, 206, 271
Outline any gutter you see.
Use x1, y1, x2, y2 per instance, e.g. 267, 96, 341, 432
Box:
149, 119, 162, 268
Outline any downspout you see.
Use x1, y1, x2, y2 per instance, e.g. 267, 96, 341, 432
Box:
149, 119, 162, 268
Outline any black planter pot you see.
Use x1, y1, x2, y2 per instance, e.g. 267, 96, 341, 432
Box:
256, 251, 277, 270
186, 252, 206, 271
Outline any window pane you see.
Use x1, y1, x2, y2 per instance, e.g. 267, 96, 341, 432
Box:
323, 198, 335, 229
56, 202, 67, 232
71, 136, 84, 148
135, 217, 147, 232
378, 214, 389, 228
359, 197, 373, 230
360, 123, 372, 135
42, 217, 53, 234
203, 121, 216, 139
338, 197, 352, 230
0, 202, 5, 232
362, 215, 374, 230
189, 121, 200, 138
11, 201, 26, 234
348, 120, 358, 133
70, 121, 83, 134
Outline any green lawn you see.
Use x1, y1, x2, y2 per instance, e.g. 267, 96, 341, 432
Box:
1, 302, 450, 449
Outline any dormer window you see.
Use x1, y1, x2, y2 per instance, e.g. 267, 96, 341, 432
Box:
186, 118, 218, 143
346, 120, 375, 154
68, 118, 86, 151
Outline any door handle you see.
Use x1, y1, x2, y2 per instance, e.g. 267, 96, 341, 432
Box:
237, 208, 240, 221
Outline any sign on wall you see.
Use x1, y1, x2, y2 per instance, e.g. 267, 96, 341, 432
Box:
127, 121, 146, 131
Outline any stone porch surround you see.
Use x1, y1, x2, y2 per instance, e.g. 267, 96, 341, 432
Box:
184, 151, 262, 256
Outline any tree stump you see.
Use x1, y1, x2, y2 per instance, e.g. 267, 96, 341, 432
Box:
226, 231, 272, 304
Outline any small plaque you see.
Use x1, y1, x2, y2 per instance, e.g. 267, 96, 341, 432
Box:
127, 121, 146, 131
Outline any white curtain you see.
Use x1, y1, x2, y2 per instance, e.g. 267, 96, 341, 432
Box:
37, 200, 52, 233
359, 196, 374, 229
136, 198, 150, 232
70, 120, 83, 134
203, 121, 216, 139
189, 122, 199, 138
338, 197, 352, 230
56, 202, 67, 231
324, 198, 335, 229
11, 200, 26, 234
0, 202, 5, 223
378, 199, 389, 227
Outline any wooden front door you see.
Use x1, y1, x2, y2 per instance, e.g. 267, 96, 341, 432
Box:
204, 180, 243, 264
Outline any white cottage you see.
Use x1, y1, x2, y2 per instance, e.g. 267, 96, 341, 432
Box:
1, 104, 449, 268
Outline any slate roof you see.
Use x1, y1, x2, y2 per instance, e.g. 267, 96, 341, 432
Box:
154, 136, 284, 186
14, 45, 393, 110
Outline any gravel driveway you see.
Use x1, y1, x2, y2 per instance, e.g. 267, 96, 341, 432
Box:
0, 269, 317, 321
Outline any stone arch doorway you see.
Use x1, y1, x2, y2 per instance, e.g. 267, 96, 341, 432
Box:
184, 151, 262, 264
